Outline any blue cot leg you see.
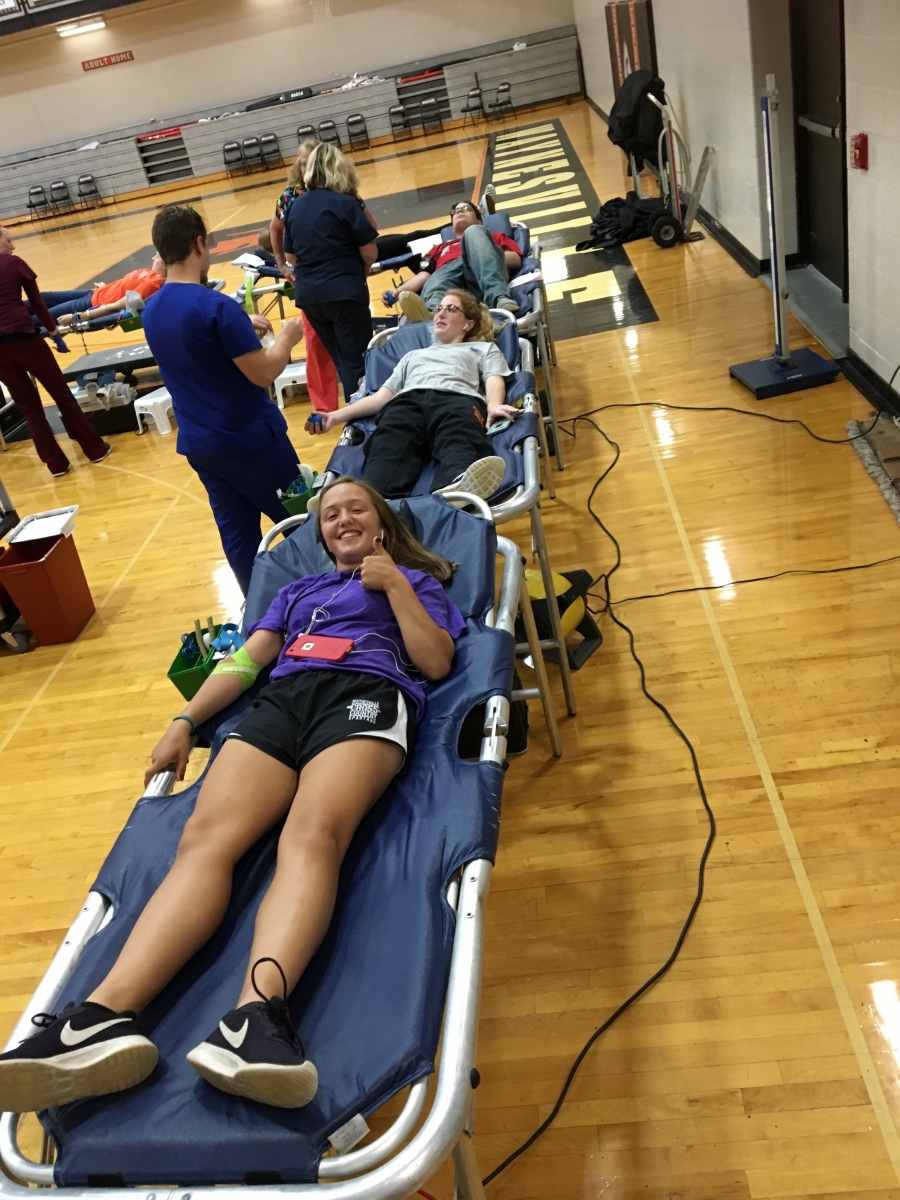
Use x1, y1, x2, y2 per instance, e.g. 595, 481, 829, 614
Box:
459, 226, 512, 308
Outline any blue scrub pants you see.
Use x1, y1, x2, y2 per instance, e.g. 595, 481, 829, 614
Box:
188, 433, 300, 596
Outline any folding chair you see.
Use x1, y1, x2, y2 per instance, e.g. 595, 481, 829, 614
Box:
345, 113, 370, 151
317, 120, 341, 147
460, 86, 484, 128
222, 141, 244, 177
49, 180, 74, 213
241, 136, 264, 172
296, 123, 316, 144
76, 173, 101, 209
420, 96, 443, 134
389, 103, 412, 142
488, 81, 513, 122
26, 185, 50, 220
259, 132, 282, 168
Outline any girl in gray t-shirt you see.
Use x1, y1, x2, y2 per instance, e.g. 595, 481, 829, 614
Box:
307, 288, 522, 502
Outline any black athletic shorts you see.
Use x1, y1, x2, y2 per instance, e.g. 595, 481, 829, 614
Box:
226, 668, 415, 773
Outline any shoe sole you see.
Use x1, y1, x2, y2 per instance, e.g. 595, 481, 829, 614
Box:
439, 456, 506, 502
397, 294, 432, 323
0, 1036, 157, 1112
186, 1043, 318, 1108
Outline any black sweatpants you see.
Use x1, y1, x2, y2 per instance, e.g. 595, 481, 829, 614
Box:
361, 388, 493, 498
301, 299, 372, 402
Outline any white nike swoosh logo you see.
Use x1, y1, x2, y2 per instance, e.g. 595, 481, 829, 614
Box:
59, 1017, 131, 1047
219, 1019, 248, 1049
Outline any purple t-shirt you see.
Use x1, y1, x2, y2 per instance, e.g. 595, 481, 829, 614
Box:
246, 565, 466, 721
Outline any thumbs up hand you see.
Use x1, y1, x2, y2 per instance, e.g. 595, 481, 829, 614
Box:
360, 535, 399, 593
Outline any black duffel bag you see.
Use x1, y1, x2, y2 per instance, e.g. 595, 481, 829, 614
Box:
575, 192, 667, 251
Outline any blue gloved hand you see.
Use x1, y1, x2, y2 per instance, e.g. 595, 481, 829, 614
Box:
51, 332, 69, 354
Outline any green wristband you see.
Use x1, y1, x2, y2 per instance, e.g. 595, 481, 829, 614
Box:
172, 714, 196, 734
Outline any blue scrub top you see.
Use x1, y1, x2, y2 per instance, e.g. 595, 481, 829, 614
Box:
283, 189, 376, 306
143, 283, 288, 458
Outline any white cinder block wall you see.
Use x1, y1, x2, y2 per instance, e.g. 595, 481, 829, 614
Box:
572, 0, 615, 113
0, 0, 574, 156
845, 0, 900, 386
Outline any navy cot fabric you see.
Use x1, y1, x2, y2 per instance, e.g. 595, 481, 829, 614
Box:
328, 409, 538, 497
332, 321, 536, 497
42, 498, 512, 1187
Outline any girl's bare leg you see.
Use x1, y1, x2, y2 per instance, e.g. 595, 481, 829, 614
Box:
237, 738, 403, 1005
89, 740, 297, 1013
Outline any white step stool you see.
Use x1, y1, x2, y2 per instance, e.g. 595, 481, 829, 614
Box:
273, 359, 307, 409
135, 387, 175, 435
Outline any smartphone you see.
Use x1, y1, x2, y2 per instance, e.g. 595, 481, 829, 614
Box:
285, 634, 354, 662
487, 418, 513, 437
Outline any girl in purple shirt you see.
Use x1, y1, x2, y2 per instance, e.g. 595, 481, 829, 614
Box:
0, 479, 465, 1115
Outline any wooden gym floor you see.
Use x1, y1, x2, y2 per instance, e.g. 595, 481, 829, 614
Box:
3, 99, 900, 1199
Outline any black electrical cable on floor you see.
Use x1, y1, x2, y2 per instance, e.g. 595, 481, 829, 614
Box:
483, 414, 716, 1187
556, 399, 882, 445
604, 552, 900, 607
484, 394, 900, 1185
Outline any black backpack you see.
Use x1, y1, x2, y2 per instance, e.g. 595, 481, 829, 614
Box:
607, 69, 666, 170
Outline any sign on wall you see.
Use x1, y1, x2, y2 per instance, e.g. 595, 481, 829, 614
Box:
82, 50, 134, 72
605, 0, 657, 94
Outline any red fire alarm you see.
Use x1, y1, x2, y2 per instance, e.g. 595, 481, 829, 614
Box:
851, 132, 869, 171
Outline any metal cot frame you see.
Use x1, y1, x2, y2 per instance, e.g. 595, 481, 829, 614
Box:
0, 521, 544, 1199
512, 238, 561, 469
324, 323, 577, 746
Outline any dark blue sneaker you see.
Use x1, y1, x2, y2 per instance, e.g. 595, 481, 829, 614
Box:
186, 958, 317, 1108
0, 1002, 157, 1112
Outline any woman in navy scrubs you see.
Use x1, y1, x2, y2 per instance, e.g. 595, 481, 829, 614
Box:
282, 144, 378, 402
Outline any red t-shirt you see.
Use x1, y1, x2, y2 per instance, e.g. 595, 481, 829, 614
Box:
426, 232, 521, 276
0, 253, 54, 336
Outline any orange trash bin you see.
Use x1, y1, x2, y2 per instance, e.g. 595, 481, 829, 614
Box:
0, 507, 94, 645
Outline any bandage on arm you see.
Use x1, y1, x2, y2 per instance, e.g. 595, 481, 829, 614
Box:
211, 645, 264, 691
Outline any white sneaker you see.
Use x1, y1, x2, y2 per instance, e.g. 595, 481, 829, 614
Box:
433, 456, 506, 506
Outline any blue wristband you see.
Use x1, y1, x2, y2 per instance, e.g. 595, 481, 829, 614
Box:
172, 714, 196, 734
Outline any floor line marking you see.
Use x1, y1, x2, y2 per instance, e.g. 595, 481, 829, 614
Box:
211, 206, 244, 231
0, 495, 182, 762
612, 331, 900, 1181
97, 460, 206, 504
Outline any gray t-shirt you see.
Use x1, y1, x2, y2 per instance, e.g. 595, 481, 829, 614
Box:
382, 341, 512, 402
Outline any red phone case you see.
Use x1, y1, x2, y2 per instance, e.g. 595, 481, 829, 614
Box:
285, 634, 355, 662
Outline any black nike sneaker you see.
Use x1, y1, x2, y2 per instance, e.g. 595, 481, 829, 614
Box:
186, 958, 317, 1108
0, 1001, 158, 1112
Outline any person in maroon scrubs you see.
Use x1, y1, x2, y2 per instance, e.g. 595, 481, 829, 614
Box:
0, 225, 110, 478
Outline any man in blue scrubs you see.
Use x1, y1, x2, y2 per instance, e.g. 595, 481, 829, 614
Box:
143, 205, 305, 595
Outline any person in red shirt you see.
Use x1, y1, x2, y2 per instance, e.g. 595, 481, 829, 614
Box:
382, 200, 521, 322
0, 225, 110, 477
37, 255, 166, 327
